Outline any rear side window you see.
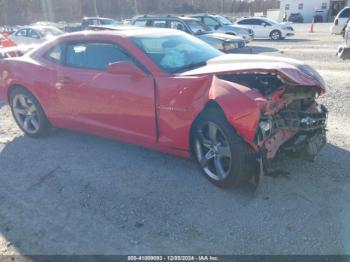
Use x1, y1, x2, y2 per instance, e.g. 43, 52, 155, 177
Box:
44, 44, 64, 64
152, 20, 167, 28
203, 17, 219, 26
169, 20, 187, 32
238, 19, 258, 25
65, 42, 132, 70
28, 29, 40, 39
133, 20, 148, 27
15, 29, 27, 37
340, 8, 350, 18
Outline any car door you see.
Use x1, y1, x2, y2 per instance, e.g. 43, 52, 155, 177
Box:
55, 41, 157, 143
254, 19, 273, 38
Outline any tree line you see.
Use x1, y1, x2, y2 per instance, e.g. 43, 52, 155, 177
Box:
0, 0, 280, 25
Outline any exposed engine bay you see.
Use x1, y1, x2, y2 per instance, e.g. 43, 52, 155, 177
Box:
218, 72, 328, 164
219, 72, 285, 96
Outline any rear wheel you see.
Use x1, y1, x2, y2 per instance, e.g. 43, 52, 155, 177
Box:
192, 108, 258, 187
9, 87, 51, 138
270, 30, 282, 40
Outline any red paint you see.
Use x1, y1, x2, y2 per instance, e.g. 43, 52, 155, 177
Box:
0, 31, 326, 159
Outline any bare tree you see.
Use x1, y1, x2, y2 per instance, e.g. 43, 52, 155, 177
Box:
0, 0, 280, 25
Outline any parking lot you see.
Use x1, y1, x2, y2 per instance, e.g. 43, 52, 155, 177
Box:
0, 23, 350, 255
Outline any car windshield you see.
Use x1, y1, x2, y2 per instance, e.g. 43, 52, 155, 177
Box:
186, 20, 211, 34
215, 15, 232, 25
131, 33, 222, 74
39, 27, 64, 37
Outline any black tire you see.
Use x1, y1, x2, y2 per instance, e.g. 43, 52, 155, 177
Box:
192, 107, 258, 188
9, 87, 51, 138
270, 30, 282, 40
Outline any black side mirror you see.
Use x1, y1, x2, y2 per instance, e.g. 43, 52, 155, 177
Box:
214, 25, 220, 30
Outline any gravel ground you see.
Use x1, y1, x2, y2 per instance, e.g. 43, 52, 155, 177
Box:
0, 23, 350, 255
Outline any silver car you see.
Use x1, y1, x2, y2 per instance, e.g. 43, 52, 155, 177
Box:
131, 16, 246, 53
190, 14, 254, 43
9, 26, 64, 46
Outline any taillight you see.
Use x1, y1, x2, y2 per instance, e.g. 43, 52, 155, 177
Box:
335, 19, 339, 26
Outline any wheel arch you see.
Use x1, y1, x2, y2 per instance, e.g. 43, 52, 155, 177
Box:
7, 84, 50, 119
8, 84, 34, 104
189, 100, 228, 155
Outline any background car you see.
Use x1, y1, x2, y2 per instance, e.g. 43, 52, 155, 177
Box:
331, 6, 350, 35
0, 44, 36, 59
314, 10, 326, 23
288, 13, 304, 23
64, 22, 82, 33
9, 26, 64, 45
81, 17, 120, 30
337, 21, 350, 60
236, 17, 294, 40
0, 29, 327, 188
189, 14, 254, 43
347, 21, 350, 46
132, 16, 246, 52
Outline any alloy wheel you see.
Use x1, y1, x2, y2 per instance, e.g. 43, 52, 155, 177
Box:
194, 121, 232, 181
271, 31, 280, 40
12, 94, 40, 134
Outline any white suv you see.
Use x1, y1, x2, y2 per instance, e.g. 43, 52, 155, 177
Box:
331, 7, 350, 35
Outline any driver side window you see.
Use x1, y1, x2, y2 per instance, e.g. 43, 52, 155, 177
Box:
15, 29, 27, 37
203, 17, 219, 27
28, 29, 41, 39
259, 20, 271, 26
65, 42, 133, 70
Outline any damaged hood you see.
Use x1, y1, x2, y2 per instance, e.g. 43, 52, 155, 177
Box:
182, 54, 303, 74
181, 54, 326, 91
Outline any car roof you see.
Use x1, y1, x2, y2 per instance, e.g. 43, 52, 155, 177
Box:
83, 17, 113, 20
88, 25, 143, 31
239, 17, 264, 20
17, 25, 59, 31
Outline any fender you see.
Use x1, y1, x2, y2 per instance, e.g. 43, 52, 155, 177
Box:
209, 76, 263, 147
155, 74, 264, 151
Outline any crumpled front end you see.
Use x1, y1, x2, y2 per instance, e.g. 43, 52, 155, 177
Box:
216, 66, 328, 165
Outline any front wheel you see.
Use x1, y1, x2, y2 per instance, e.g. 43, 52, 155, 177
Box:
192, 108, 258, 187
9, 87, 51, 138
270, 30, 282, 40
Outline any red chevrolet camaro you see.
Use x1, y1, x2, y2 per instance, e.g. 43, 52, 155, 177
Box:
0, 28, 327, 187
